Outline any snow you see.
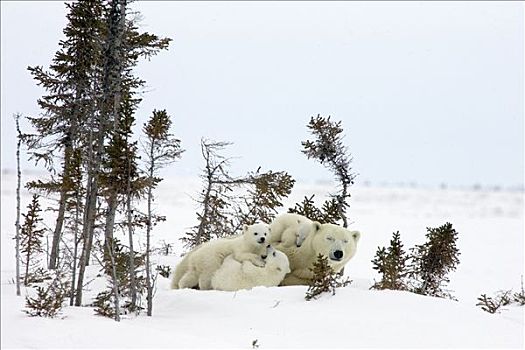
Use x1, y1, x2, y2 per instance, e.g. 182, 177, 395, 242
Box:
1, 171, 524, 348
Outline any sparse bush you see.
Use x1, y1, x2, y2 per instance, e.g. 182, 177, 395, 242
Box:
23, 267, 52, 285
371, 224, 461, 300
477, 277, 525, 313
20, 194, 46, 286
371, 231, 409, 291
93, 290, 117, 318
288, 195, 340, 224
299, 115, 356, 227
409, 222, 460, 299
476, 291, 513, 314
182, 139, 294, 250
24, 271, 69, 318
305, 254, 352, 301
157, 240, 174, 256
96, 238, 147, 318
156, 265, 171, 278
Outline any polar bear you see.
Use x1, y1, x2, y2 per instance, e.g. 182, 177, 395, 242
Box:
269, 213, 314, 248
211, 245, 291, 291
171, 223, 269, 290
270, 214, 361, 286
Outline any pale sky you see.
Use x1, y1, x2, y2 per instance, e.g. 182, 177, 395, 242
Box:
1, 1, 523, 188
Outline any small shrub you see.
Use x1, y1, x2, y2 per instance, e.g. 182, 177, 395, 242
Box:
24, 271, 69, 318
157, 240, 173, 256
23, 267, 52, 285
305, 254, 351, 301
476, 291, 513, 314
409, 222, 460, 299
513, 276, 525, 306
371, 231, 409, 291
93, 290, 116, 318
155, 265, 171, 278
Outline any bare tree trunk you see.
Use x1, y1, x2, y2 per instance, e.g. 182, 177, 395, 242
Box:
70, 188, 81, 306
104, 192, 118, 247
146, 146, 154, 316
15, 114, 21, 296
49, 183, 67, 269
126, 160, 137, 311
106, 239, 121, 322
196, 145, 214, 245
75, 166, 97, 306
24, 239, 31, 286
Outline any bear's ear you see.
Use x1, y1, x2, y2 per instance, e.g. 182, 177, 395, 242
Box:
242, 224, 249, 233
312, 222, 322, 233
352, 231, 361, 243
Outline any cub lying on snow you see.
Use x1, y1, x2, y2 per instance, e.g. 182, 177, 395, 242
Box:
171, 223, 269, 290
211, 245, 290, 291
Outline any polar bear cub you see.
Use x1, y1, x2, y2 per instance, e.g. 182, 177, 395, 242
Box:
211, 245, 290, 291
171, 223, 269, 290
269, 213, 315, 248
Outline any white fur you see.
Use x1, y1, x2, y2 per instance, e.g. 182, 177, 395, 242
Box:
270, 214, 361, 286
269, 213, 314, 248
211, 245, 290, 291
171, 223, 269, 290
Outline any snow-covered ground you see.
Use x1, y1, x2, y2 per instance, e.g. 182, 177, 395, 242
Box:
1, 170, 524, 348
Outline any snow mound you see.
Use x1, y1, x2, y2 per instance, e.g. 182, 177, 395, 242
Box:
2, 277, 522, 349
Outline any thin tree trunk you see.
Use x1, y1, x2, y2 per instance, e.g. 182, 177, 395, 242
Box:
24, 239, 31, 286
15, 114, 21, 296
146, 146, 154, 316
126, 161, 137, 311
104, 192, 118, 248
49, 181, 68, 269
75, 170, 96, 306
76, 0, 126, 306
106, 239, 120, 322
70, 188, 81, 306
75, 112, 105, 305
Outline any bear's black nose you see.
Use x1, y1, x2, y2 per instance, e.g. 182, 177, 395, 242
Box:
334, 250, 343, 260
259, 237, 266, 243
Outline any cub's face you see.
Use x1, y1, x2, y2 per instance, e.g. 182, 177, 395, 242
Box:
295, 220, 314, 247
313, 224, 361, 266
243, 223, 270, 247
265, 245, 291, 274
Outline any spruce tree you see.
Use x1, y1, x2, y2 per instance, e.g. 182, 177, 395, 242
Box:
24, 270, 69, 318
15, 114, 23, 296
371, 231, 409, 291
20, 195, 46, 286
409, 222, 460, 299
305, 254, 351, 301
25, 0, 105, 271
301, 115, 356, 227
182, 140, 236, 248
143, 109, 183, 316
75, 0, 171, 307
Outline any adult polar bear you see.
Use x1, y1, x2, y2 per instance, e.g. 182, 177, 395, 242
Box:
211, 245, 290, 291
171, 223, 269, 290
269, 213, 361, 286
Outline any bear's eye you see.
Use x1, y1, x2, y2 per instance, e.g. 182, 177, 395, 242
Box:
254, 232, 258, 236
326, 236, 334, 241
343, 239, 349, 244
272, 252, 276, 257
